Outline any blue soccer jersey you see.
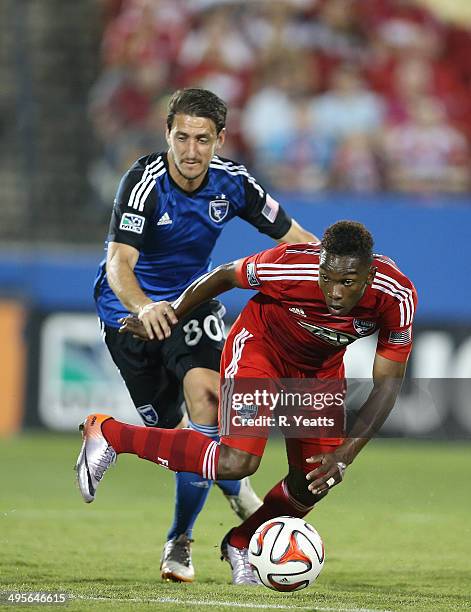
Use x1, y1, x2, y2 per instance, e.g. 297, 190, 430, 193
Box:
94, 152, 292, 327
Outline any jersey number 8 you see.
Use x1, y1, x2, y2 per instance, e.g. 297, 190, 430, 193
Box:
183, 315, 225, 346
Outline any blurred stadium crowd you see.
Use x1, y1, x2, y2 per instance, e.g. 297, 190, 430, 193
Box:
90, 0, 471, 204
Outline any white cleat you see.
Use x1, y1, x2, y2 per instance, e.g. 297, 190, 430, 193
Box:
160, 534, 195, 582
75, 413, 116, 503
224, 477, 263, 521
220, 531, 259, 586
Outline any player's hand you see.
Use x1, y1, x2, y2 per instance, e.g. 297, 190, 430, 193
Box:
305, 453, 348, 495
118, 315, 151, 340
118, 301, 178, 341
137, 301, 178, 340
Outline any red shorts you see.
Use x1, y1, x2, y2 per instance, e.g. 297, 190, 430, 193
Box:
218, 304, 344, 474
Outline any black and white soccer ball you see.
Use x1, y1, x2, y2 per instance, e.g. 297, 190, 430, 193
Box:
248, 516, 325, 591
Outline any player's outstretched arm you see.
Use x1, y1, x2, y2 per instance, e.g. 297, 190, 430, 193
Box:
107, 242, 151, 313
107, 242, 178, 341
305, 354, 407, 494
119, 261, 243, 340
172, 261, 243, 317
277, 219, 319, 244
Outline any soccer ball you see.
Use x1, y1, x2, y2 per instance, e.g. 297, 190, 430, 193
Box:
248, 516, 325, 591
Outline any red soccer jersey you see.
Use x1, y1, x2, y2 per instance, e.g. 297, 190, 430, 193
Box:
235, 242, 417, 373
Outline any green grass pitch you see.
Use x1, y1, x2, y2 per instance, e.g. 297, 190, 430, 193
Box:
0, 433, 470, 611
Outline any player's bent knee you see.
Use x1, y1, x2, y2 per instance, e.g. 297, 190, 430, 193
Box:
187, 390, 218, 425
183, 369, 219, 425
286, 468, 328, 507
217, 445, 260, 479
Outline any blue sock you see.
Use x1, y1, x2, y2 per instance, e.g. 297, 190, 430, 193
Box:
167, 421, 215, 540
167, 471, 212, 540
186, 421, 242, 497
167, 420, 244, 540
216, 474, 241, 496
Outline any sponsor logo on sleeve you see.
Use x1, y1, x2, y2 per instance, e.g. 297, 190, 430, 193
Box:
262, 194, 280, 223
388, 327, 412, 344
119, 213, 145, 234
246, 262, 261, 286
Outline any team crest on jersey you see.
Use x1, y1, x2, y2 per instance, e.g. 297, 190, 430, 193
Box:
353, 319, 377, 336
298, 321, 357, 347
137, 404, 159, 426
209, 197, 229, 223
235, 404, 258, 419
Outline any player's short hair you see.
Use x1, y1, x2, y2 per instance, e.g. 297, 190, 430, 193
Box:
167, 88, 227, 134
321, 221, 373, 263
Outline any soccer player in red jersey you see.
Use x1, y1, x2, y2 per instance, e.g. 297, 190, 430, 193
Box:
75, 220, 417, 584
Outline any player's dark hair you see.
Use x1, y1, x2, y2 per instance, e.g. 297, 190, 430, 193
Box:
321, 221, 373, 263
167, 88, 227, 134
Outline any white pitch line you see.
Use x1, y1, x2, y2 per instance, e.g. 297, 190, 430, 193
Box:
71, 594, 393, 612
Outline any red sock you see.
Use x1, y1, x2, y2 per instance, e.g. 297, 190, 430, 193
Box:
229, 479, 313, 549
101, 418, 219, 479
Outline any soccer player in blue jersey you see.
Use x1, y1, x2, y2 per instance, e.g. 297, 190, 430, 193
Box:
93, 88, 316, 582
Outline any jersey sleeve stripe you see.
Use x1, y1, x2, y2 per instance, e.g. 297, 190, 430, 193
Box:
258, 275, 319, 281
128, 165, 161, 211
372, 282, 409, 326
138, 173, 161, 211
373, 274, 415, 324
373, 278, 411, 302
374, 254, 400, 271
371, 282, 413, 326
258, 270, 319, 277
212, 156, 247, 171
135, 165, 166, 212
258, 270, 318, 277
375, 271, 413, 297
257, 263, 319, 269
210, 159, 265, 198
128, 158, 162, 209
128, 158, 164, 211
